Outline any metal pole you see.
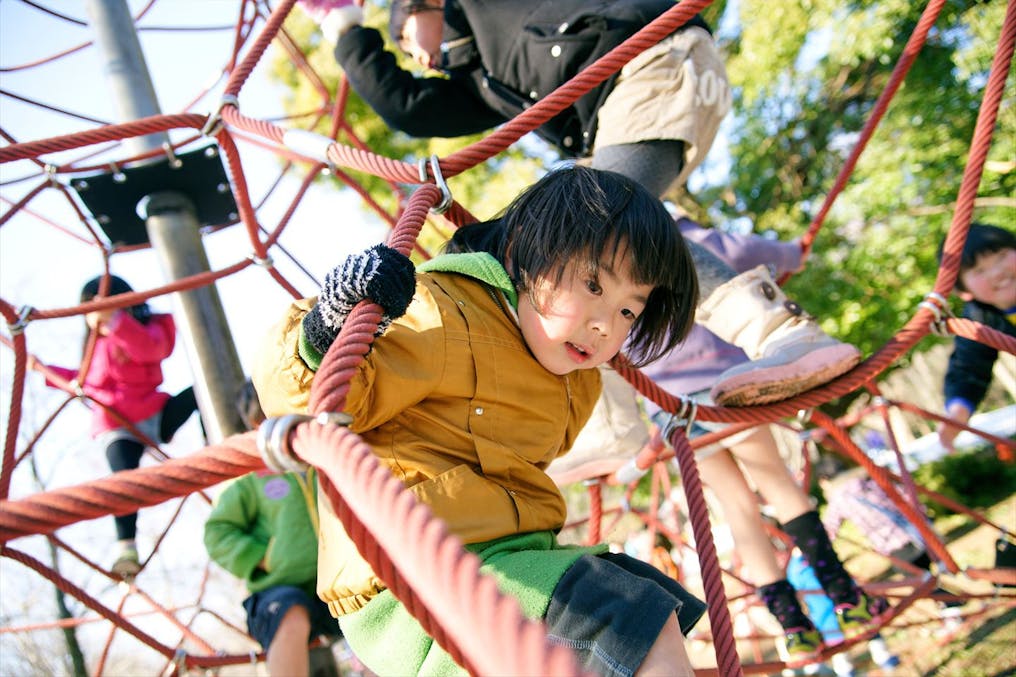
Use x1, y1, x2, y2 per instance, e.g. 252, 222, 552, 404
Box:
86, 0, 246, 441
143, 192, 246, 442
84, 0, 168, 158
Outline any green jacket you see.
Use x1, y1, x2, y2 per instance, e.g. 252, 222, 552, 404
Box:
203, 470, 320, 597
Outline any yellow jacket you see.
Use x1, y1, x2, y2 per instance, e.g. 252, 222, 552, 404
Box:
253, 267, 602, 616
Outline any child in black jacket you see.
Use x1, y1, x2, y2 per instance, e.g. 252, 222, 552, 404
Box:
937, 223, 1016, 451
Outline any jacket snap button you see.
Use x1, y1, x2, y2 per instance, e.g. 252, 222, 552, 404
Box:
529, 90, 539, 100
551, 45, 562, 58
563, 136, 573, 147
557, 23, 569, 33
760, 282, 776, 300
475, 407, 484, 415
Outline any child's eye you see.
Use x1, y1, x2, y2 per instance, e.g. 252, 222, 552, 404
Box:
621, 308, 638, 322
586, 279, 602, 295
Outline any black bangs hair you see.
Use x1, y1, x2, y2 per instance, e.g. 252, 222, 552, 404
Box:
937, 223, 1016, 292
80, 274, 152, 325
447, 165, 697, 366
389, 0, 443, 44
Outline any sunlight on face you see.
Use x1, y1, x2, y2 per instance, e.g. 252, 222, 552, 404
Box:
960, 248, 1016, 310
399, 8, 444, 70
518, 247, 653, 376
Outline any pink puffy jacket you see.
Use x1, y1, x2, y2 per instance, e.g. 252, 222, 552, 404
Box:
47, 311, 176, 438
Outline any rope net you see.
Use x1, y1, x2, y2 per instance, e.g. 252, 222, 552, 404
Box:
1, 0, 1014, 674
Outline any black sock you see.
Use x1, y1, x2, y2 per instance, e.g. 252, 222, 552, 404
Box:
782, 510, 861, 607
758, 579, 814, 632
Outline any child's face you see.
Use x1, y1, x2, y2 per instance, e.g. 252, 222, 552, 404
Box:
517, 250, 653, 376
399, 6, 443, 70
959, 248, 1016, 309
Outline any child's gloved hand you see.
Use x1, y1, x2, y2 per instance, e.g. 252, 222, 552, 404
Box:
298, 0, 363, 44
303, 243, 416, 355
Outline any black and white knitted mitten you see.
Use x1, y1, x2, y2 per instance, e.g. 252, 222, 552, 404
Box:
302, 243, 416, 355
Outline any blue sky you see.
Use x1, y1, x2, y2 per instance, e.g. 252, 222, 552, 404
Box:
0, 1, 389, 386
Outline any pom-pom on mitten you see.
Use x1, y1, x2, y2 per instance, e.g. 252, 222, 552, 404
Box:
298, 0, 363, 45
302, 243, 416, 356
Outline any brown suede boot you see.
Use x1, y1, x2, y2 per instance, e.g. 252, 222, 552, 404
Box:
697, 266, 862, 406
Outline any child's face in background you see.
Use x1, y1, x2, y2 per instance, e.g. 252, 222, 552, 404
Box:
518, 249, 653, 376
399, 6, 443, 70
959, 248, 1016, 310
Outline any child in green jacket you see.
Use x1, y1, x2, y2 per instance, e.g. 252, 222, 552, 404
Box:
205, 466, 342, 676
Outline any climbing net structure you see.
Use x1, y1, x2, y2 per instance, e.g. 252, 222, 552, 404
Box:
1, 0, 1014, 675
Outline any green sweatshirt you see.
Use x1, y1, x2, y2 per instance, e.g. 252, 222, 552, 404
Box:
204, 470, 320, 598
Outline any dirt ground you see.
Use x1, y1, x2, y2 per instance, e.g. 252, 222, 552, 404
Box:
681, 494, 1016, 676
866, 494, 1016, 677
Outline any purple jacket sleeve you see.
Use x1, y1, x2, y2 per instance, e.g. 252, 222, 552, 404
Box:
677, 217, 802, 276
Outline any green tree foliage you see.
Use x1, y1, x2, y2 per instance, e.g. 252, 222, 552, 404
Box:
268, 3, 544, 258
912, 447, 1016, 518
712, 0, 1014, 357
269, 1, 1013, 353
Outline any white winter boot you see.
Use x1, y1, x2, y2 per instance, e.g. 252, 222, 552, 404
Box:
697, 265, 862, 406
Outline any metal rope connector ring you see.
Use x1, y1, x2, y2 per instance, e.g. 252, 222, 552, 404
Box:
919, 291, 953, 337
257, 412, 354, 473
418, 154, 453, 214
8, 305, 34, 335
201, 93, 240, 137
44, 163, 59, 187
257, 414, 313, 473
316, 411, 353, 427
658, 396, 697, 442
248, 252, 274, 268
160, 648, 187, 677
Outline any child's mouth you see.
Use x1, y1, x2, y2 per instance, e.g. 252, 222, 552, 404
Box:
566, 342, 591, 363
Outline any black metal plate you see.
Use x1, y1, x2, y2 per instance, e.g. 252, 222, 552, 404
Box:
70, 144, 239, 247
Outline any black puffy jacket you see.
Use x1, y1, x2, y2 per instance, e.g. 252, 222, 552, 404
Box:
335, 0, 708, 157
944, 299, 1016, 412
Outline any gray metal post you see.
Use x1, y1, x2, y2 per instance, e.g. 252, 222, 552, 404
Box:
143, 192, 246, 442
86, 0, 246, 441
84, 0, 168, 158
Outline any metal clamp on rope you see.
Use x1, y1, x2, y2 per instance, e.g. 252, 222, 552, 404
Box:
8, 305, 34, 335
248, 252, 274, 268
918, 291, 953, 337
282, 128, 338, 172
44, 163, 59, 188
69, 379, 85, 399
418, 154, 453, 214
160, 648, 187, 677
201, 93, 240, 137
794, 408, 815, 440
657, 395, 698, 443
257, 412, 354, 473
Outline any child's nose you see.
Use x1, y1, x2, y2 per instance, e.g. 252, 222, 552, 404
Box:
588, 314, 610, 337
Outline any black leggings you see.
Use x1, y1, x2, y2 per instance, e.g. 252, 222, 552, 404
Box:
105, 387, 199, 541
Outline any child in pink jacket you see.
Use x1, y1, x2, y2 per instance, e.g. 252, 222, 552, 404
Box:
46, 275, 201, 578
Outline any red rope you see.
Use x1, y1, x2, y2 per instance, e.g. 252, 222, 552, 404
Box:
0, 0, 1013, 672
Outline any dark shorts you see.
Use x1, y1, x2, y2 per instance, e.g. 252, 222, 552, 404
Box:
545, 552, 707, 677
242, 585, 341, 650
